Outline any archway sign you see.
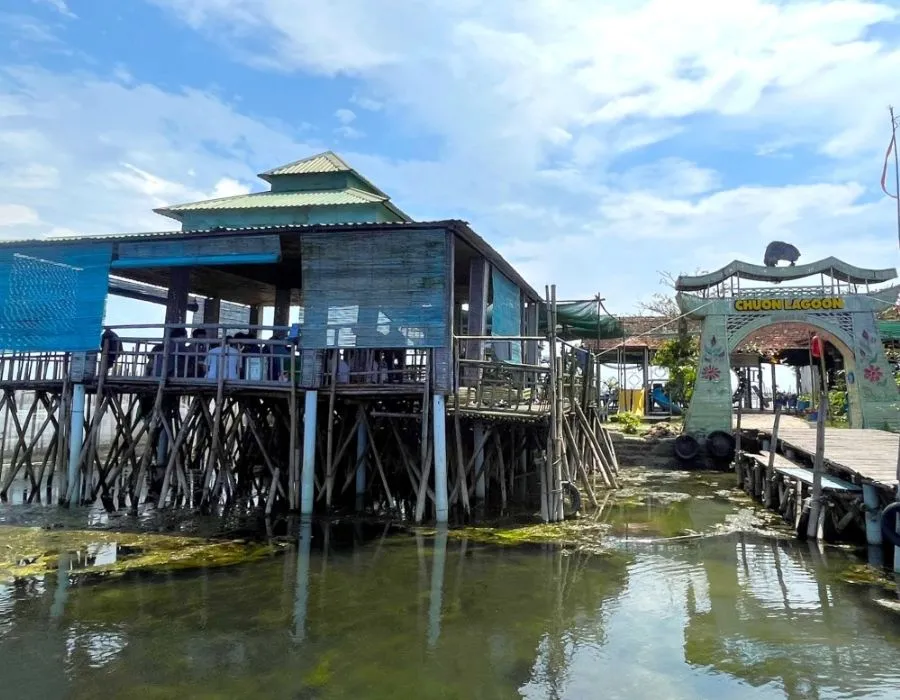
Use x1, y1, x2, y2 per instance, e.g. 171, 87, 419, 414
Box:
675, 256, 900, 437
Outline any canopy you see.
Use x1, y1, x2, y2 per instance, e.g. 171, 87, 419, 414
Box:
879, 320, 900, 342
465, 300, 625, 341
541, 300, 625, 341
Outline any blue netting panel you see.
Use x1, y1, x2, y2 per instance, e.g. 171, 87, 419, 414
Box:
299, 230, 449, 349
0, 242, 113, 352
491, 267, 522, 363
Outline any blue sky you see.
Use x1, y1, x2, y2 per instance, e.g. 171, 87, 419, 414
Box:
2, 0, 900, 324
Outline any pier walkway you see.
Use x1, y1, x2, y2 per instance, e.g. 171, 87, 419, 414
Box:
736, 413, 898, 489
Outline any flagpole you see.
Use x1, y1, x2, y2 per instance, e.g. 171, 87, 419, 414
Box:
891, 106, 900, 571
892, 106, 900, 248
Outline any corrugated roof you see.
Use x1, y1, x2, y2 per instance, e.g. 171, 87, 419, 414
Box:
261, 151, 351, 177
256, 151, 394, 203
156, 187, 386, 216
0, 220, 542, 301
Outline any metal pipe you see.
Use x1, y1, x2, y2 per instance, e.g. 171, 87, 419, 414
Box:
66, 383, 85, 504
433, 394, 449, 522
863, 483, 882, 546
300, 391, 318, 515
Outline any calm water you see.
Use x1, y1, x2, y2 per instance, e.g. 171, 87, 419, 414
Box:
1, 482, 900, 698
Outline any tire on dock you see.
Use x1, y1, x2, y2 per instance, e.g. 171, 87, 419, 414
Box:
880, 502, 900, 548
562, 482, 582, 519
673, 434, 700, 464
705, 430, 735, 470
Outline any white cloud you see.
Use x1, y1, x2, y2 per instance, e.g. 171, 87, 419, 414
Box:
334, 108, 356, 124
350, 93, 382, 111
1, 163, 59, 189
335, 125, 363, 140
0, 67, 304, 234
0, 203, 39, 227
150, 0, 900, 178
209, 177, 250, 198
31, 0, 76, 19
4, 1, 900, 314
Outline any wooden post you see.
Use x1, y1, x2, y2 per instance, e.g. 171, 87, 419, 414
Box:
642, 346, 650, 415
770, 362, 778, 413
433, 394, 449, 523
473, 422, 486, 505
734, 399, 743, 487
289, 348, 299, 509
273, 287, 292, 329
764, 406, 782, 509
807, 391, 828, 539
546, 285, 564, 522
300, 391, 318, 515
165, 267, 191, 325
464, 257, 489, 385
248, 304, 262, 328
324, 350, 339, 508
201, 297, 221, 327
355, 415, 367, 504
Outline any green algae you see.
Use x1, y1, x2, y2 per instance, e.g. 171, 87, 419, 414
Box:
442, 521, 603, 547
839, 563, 897, 592
0, 525, 281, 583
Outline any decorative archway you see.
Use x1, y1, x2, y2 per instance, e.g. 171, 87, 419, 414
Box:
676, 257, 900, 438
730, 319, 862, 427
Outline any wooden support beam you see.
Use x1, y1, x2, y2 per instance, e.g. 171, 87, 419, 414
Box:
201, 297, 222, 326
464, 257, 489, 386
165, 267, 192, 325
274, 287, 292, 328
248, 304, 262, 326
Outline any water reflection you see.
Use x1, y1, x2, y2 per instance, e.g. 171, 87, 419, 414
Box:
0, 524, 898, 698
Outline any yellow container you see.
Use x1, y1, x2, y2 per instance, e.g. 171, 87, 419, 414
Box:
618, 389, 645, 415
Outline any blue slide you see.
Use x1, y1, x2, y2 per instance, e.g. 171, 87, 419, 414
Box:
652, 386, 683, 415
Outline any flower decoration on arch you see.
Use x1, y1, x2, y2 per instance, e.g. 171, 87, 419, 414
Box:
863, 364, 883, 383
701, 365, 721, 382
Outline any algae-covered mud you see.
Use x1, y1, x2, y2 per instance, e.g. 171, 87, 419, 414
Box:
1, 467, 900, 699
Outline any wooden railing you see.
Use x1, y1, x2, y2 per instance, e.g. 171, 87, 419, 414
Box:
0, 324, 432, 391
450, 335, 601, 416
0, 351, 69, 384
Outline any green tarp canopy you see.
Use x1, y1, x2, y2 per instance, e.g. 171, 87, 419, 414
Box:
463, 301, 624, 341
879, 320, 900, 342
544, 301, 625, 341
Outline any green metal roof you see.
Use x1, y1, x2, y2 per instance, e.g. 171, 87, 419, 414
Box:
155, 188, 387, 219
260, 151, 351, 177
257, 150, 393, 201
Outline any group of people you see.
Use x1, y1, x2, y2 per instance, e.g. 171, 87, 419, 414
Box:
99, 326, 413, 386
144, 328, 295, 383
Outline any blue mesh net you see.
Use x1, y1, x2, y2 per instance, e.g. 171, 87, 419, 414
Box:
0, 242, 113, 352
491, 268, 522, 363
298, 230, 449, 349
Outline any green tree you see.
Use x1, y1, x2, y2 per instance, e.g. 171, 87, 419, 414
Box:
652, 336, 699, 406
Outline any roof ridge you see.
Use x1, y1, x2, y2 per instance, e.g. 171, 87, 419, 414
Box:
259, 150, 351, 177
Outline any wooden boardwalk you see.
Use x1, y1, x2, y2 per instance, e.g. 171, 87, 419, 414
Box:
736, 413, 899, 489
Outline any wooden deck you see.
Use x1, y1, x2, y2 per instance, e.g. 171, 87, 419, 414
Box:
736, 413, 899, 488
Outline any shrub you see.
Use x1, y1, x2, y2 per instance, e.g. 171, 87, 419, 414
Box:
613, 411, 643, 434
652, 337, 699, 406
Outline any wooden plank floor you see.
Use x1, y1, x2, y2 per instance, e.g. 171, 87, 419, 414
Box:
736, 412, 899, 488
